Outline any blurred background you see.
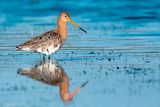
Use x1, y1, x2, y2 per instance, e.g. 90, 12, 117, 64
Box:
0, 0, 160, 107
0, 0, 160, 25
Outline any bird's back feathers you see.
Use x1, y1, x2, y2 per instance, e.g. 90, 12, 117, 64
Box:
16, 30, 64, 55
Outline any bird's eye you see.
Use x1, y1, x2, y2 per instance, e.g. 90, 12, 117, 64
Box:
65, 16, 67, 17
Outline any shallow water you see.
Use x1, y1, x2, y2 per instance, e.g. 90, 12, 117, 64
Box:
0, 0, 160, 107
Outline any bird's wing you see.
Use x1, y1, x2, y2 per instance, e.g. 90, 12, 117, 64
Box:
17, 30, 61, 50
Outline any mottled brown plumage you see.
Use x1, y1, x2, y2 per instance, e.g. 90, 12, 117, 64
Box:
17, 60, 65, 86
17, 30, 63, 55
16, 12, 87, 59
18, 60, 88, 102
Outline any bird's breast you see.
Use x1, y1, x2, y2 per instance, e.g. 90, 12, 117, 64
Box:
48, 44, 61, 54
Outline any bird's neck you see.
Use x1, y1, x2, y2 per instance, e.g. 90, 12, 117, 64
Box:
59, 73, 70, 101
59, 72, 69, 94
57, 21, 68, 40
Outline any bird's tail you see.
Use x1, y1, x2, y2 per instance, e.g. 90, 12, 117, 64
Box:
16, 45, 22, 50
16, 45, 30, 51
17, 68, 31, 75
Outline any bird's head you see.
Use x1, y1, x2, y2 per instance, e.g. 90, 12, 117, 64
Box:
61, 87, 80, 102
58, 12, 87, 33
60, 80, 88, 103
61, 93, 73, 102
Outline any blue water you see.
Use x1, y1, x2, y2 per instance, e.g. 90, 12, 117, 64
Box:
0, 0, 160, 107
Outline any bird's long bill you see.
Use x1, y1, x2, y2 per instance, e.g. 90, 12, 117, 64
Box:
71, 80, 89, 97
69, 19, 87, 33
71, 86, 80, 97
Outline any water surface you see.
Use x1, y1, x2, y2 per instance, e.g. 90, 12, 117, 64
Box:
0, 0, 160, 107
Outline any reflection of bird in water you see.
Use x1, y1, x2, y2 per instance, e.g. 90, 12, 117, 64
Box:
16, 12, 87, 60
17, 60, 88, 102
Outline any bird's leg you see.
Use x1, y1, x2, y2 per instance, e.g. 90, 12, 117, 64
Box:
43, 55, 46, 60
48, 55, 51, 60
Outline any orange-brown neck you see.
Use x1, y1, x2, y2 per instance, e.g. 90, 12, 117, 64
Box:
59, 75, 69, 94
59, 72, 70, 101
57, 20, 68, 40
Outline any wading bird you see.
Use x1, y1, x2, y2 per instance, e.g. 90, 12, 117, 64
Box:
16, 12, 87, 59
17, 60, 88, 102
